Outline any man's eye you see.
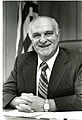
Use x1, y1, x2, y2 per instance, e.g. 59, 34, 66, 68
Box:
45, 31, 54, 37
33, 33, 41, 38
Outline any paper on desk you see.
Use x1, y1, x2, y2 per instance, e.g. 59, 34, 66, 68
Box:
3, 109, 61, 119
3, 110, 51, 118
3, 109, 82, 120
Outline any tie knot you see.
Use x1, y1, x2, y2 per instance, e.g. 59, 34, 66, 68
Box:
40, 62, 48, 71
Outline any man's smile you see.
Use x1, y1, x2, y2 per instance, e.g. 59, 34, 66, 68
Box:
38, 44, 51, 48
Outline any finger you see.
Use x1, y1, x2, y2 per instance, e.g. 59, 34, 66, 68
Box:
19, 103, 31, 110
21, 93, 34, 99
21, 93, 33, 96
15, 97, 29, 105
20, 95, 33, 103
18, 104, 34, 112
16, 105, 23, 112
16, 105, 33, 112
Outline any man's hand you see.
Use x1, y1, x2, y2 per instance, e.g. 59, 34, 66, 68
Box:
21, 93, 45, 112
10, 93, 34, 112
10, 93, 56, 112
22, 94, 57, 112
29, 96, 45, 112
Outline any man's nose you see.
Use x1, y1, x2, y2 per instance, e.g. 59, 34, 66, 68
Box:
40, 34, 47, 43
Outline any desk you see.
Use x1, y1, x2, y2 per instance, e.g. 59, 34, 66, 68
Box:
2, 116, 46, 120
2, 109, 82, 120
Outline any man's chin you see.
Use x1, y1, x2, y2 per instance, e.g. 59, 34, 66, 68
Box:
38, 52, 50, 57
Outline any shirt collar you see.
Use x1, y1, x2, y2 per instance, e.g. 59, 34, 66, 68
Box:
37, 47, 59, 71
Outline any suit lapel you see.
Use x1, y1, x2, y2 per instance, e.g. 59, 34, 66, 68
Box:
48, 48, 68, 98
22, 52, 38, 95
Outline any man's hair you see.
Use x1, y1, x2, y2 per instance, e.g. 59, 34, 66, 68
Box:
28, 16, 60, 39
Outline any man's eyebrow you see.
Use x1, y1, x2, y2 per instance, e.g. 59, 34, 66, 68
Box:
32, 32, 40, 35
32, 30, 53, 34
45, 30, 53, 33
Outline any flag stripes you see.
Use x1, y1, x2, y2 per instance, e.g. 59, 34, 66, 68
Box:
16, 1, 38, 57
22, 1, 38, 25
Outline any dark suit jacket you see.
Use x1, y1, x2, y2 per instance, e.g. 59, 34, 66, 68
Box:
3, 48, 82, 111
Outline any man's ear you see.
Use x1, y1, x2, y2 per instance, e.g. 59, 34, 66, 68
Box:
57, 30, 61, 41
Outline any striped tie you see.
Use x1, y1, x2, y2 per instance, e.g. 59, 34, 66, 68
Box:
38, 62, 48, 99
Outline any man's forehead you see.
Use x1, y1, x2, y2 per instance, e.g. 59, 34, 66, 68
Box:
31, 17, 53, 31
33, 17, 52, 26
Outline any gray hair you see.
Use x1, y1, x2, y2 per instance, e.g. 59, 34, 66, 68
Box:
28, 16, 60, 39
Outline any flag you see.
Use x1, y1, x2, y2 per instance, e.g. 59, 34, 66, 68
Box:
16, 1, 38, 57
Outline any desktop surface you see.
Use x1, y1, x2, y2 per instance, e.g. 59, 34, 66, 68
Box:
2, 109, 82, 120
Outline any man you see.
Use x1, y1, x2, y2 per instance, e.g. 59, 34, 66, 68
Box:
3, 16, 82, 112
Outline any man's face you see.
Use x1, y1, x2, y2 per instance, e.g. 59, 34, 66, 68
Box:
30, 18, 59, 59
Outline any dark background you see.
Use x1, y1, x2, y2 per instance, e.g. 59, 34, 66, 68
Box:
3, 1, 82, 82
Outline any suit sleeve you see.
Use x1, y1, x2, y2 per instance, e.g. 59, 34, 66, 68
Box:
3, 57, 18, 109
55, 52, 82, 111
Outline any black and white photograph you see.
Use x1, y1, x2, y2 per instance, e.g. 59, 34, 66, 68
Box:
2, 1, 82, 120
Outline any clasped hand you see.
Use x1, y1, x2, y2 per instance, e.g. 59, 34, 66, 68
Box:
12, 93, 45, 112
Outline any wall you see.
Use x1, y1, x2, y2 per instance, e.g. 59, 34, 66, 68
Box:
38, 1, 82, 40
3, 1, 17, 81
3, 1, 82, 82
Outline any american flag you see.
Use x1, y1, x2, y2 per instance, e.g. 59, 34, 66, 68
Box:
16, 1, 38, 56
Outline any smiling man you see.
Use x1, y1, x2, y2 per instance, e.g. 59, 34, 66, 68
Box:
3, 16, 82, 112
28, 16, 60, 61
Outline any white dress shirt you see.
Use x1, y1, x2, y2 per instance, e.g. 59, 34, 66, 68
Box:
36, 47, 59, 96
